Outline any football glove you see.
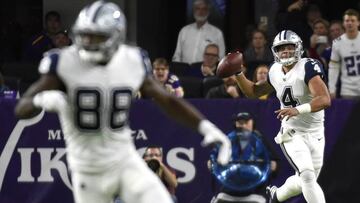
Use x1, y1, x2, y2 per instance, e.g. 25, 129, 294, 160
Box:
199, 120, 231, 165
33, 90, 68, 112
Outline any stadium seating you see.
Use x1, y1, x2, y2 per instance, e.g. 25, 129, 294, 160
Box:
0, 62, 39, 83
179, 76, 203, 98
202, 76, 223, 97
169, 61, 190, 77
0, 62, 40, 95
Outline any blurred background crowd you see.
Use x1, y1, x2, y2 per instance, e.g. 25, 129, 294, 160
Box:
0, 0, 359, 98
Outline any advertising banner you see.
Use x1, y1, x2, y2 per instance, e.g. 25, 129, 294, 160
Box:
0, 98, 356, 203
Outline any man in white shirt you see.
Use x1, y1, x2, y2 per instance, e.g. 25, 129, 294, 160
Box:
328, 9, 360, 99
172, 0, 225, 64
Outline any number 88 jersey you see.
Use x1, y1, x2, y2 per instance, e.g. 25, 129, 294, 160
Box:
268, 58, 326, 132
38, 45, 150, 172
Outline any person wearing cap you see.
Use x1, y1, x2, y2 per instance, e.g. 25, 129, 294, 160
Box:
53, 30, 72, 48
209, 112, 280, 203
233, 112, 279, 179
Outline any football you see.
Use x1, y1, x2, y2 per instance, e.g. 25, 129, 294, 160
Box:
216, 51, 244, 78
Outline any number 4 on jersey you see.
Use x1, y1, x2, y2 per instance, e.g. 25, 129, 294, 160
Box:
281, 86, 299, 108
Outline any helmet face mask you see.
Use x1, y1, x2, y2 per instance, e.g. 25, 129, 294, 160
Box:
76, 33, 108, 50
271, 30, 303, 66
72, 1, 126, 64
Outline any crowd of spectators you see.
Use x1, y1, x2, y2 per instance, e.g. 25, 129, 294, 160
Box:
1, 0, 359, 100
1, 1, 360, 203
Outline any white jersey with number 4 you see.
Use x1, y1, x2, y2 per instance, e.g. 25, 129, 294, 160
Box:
330, 33, 360, 96
268, 58, 326, 132
38, 44, 151, 173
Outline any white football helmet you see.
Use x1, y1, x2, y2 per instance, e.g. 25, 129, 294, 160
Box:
72, 0, 126, 63
271, 30, 303, 66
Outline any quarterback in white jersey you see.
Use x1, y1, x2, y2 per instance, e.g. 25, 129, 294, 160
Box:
14, 1, 231, 203
233, 30, 331, 203
329, 8, 360, 99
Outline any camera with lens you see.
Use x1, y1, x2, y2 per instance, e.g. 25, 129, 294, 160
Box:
146, 159, 160, 173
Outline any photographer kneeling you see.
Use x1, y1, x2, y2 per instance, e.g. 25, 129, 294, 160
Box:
143, 146, 178, 203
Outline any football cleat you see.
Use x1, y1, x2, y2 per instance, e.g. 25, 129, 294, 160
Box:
266, 185, 279, 203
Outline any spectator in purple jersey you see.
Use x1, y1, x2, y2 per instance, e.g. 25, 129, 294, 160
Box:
152, 58, 184, 98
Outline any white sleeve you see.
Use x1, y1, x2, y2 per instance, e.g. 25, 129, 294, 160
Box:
38, 51, 60, 75
330, 40, 340, 62
172, 28, 184, 62
328, 43, 341, 94
217, 30, 226, 60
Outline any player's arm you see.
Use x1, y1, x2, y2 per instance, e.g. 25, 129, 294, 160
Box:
15, 52, 65, 119
328, 59, 340, 98
308, 75, 331, 112
235, 72, 274, 98
140, 76, 231, 165
328, 40, 341, 98
141, 76, 204, 129
14, 75, 64, 119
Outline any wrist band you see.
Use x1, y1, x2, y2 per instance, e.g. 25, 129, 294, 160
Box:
295, 103, 311, 114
